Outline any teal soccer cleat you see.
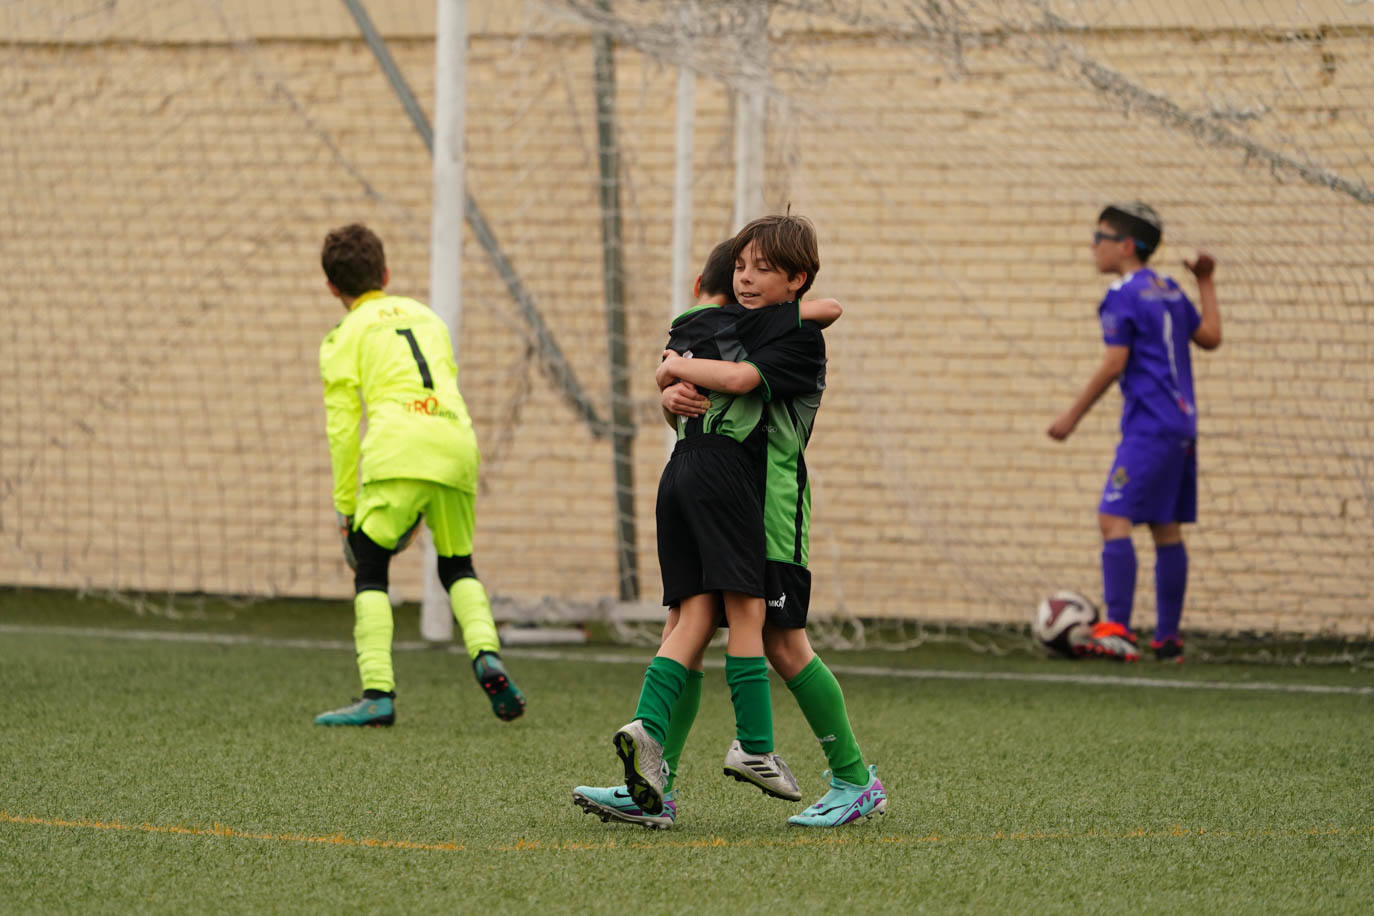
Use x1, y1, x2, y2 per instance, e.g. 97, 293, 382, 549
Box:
572, 785, 677, 829
787, 765, 888, 827
313, 696, 395, 727
473, 651, 526, 721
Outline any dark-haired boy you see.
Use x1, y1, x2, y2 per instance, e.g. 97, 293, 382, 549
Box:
1048, 202, 1222, 663
314, 223, 524, 725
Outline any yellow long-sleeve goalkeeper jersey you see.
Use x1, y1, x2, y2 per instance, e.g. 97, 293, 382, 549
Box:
319, 290, 479, 516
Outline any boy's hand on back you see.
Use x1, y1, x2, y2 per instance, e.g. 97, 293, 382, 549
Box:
656, 351, 684, 391
1184, 252, 1215, 281
662, 381, 709, 418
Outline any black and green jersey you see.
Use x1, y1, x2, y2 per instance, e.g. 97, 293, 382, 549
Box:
663, 301, 826, 568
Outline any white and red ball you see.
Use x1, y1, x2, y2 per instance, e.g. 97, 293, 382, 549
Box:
1033, 590, 1099, 656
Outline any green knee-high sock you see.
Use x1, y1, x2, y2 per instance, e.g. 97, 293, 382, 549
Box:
632, 656, 689, 747
725, 655, 773, 754
785, 655, 867, 785
662, 669, 704, 792
354, 589, 395, 693
449, 577, 500, 659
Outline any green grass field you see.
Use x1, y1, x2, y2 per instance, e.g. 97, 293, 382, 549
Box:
1, 590, 1371, 914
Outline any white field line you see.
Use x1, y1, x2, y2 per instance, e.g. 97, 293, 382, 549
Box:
2, 624, 1371, 697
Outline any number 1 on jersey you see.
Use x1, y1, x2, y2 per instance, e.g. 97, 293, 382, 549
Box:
396, 328, 434, 389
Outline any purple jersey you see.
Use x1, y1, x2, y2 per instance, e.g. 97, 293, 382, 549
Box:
1098, 268, 1201, 440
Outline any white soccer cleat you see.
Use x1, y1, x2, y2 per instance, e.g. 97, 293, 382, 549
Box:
722, 739, 803, 801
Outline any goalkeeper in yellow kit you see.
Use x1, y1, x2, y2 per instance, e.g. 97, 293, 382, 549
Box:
314, 223, 524, 726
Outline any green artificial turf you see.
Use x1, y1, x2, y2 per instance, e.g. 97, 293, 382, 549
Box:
1, 590, 1371, 913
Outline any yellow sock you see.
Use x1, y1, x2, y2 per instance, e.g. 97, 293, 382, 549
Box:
353, 589, 395, 692
449, 577, 500, 659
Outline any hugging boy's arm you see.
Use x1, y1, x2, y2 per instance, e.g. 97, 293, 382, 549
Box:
1048, 345, 1128, 441
657, 351, 762, 395
801, 298, 842, 328
657, 323, 826, 400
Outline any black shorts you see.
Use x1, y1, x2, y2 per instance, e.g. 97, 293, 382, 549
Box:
763, 561, 811, 629
656, 435, 765, 606
677, 563, 811, 629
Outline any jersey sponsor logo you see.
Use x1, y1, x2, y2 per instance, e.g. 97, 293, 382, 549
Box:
405, 396, 458, 419
1101, 312, 1118, 336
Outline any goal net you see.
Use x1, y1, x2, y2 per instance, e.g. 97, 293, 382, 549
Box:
2, 1, 1370, 659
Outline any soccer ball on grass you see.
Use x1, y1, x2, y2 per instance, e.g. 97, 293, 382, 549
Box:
1033, 590, 1099, 657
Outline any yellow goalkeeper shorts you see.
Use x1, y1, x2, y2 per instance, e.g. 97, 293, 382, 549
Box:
355, 478, 476, 557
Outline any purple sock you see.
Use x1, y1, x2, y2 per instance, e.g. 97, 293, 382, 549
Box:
1101, 537, 1137, 629
1154, 542, 1188, 641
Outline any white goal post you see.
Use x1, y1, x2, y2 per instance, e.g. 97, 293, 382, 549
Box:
421, 0, 470, 642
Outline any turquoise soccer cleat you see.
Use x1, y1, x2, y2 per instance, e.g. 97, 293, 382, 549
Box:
787, 765, 888, 827
313, 696, 395, 727
472, 651, 526, 721
572, 784, 677, 829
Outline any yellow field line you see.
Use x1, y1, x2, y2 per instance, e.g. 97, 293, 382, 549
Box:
0, 811, 465, 852
2, 811, 1369, 854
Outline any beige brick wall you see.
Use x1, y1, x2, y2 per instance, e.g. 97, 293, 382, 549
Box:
1, 2, 1370, 635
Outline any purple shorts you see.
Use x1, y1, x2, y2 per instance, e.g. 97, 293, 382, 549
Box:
1098, 436, 1197, 524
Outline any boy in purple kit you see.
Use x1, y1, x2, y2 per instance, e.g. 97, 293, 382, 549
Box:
1048, 202, 1222, 663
